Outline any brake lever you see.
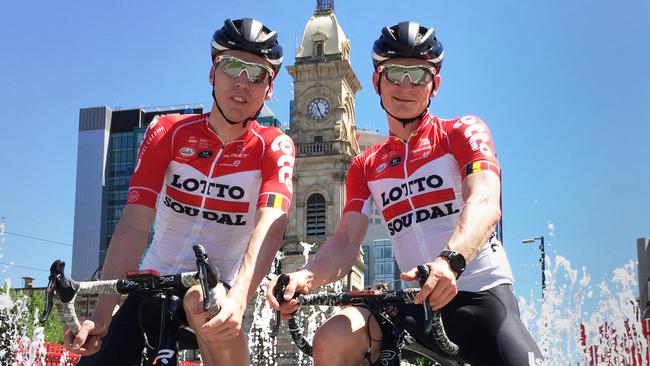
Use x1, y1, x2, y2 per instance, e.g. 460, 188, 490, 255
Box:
40, 271, 57, 323
40, 260, 79, 323
270, 273, 290, 338
417, 264, 434, 335
193, 244, 221, 315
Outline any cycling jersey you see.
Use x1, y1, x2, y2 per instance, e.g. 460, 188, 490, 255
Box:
127, 113, 294, 284
344, 114, 513, 292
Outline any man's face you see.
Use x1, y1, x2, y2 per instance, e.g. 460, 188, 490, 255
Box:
373, 58, 441, 120
210, 50, 274, 122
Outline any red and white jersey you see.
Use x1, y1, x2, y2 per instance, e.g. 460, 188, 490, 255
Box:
344, 114, 513, 292
127, 113, 294, 284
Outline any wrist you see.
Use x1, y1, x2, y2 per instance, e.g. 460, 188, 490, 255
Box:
226, 287, 249, 308
295, 268, 315, 291
437, 250, 466, 278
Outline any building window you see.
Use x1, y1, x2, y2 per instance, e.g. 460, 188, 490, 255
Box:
306, 193, 326, 237
315, 42, 324, 57
313, 135, 323, 143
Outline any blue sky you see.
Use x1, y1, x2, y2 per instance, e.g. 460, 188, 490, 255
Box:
0, 0, 648, 313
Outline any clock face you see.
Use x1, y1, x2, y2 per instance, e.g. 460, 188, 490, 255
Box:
307, 98, 330, 121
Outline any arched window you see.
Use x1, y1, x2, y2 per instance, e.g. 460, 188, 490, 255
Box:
306, 193, 326, 237
315, 42, 324, 57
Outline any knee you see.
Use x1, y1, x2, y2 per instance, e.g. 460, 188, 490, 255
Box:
312, 317, 367, 365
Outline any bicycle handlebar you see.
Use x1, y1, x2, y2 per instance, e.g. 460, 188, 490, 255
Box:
272, 265, 459, 357
40, 244, 221, 335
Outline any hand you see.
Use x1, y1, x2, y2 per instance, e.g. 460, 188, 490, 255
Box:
188, 284, 245, 342
401, 257, 458, 311
63, 317, 108, 356
265, 270, 311, 320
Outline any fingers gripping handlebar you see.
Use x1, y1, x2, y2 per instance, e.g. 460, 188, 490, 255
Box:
40, 244, 221, 335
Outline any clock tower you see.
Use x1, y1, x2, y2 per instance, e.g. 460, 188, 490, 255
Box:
282, 0, 364, 290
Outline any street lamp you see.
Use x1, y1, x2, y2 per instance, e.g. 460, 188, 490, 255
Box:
522, 236, 545, 298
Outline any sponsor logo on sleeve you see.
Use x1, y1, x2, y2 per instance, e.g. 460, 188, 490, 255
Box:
452, 116, 493, 157
127, 190, 141, 203
271, 135, 295, 193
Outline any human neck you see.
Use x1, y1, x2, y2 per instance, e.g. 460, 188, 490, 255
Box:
208, 104, 249, 143
387, 114, 421, 141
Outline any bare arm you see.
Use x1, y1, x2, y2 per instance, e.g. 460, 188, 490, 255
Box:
196, 208, 289, 340
266, 211, 369, 315
446, 170, 501, 263
301, 211, 369, 290
407, 170, 501, 309
67, 203, 154, 354
227, 207, 288, 306
92, 204, 155, 326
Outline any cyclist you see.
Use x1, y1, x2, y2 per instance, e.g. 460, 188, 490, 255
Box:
66, 18, 294, 366
267, 21, 543, 365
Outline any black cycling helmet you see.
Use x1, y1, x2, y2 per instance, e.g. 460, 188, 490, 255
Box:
211, 18, 283, 76
372, 21, 444, 70
209, 18, 282, 128
372, 21, 444, 127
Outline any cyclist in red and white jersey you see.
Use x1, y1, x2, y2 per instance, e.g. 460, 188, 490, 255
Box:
268, 21, 543, 365
67, 18, 293, 366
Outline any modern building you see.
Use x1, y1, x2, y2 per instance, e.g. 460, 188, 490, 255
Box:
71, 103, 285, 280
72, 104, 202, 279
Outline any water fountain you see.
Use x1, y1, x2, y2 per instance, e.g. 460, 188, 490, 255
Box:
1, 230, 647, 365
518, 255, 648, 365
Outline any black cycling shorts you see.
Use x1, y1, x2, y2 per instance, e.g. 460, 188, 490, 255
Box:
379, 284, 543, 366
77, 288, 197, 366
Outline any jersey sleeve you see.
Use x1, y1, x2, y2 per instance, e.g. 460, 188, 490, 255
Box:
446, 116, 501, 180
256, 132, 295, 213
342, 154, 373, 217
127, 115, 174, 208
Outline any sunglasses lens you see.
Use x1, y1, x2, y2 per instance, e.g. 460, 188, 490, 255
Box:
219, 57, 270, 84
383, 65, 432, 85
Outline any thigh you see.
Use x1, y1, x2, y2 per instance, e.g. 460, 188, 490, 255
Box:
425, 285, 542, 366
485, 285, 543, 366
77, 293, 157, 366
78, 293, 172, 366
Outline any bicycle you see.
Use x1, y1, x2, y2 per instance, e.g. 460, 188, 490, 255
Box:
39, 244, 221, 366
270, 265, 462, 366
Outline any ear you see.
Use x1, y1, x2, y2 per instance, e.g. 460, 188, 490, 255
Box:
372, 71, 381, 95
430, 74, 442, 97
265, 81, 275, 100
209, 64, 216, 86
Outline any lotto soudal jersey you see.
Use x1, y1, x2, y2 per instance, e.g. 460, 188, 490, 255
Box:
127, 113, 294, 284
344, 114, 513, 292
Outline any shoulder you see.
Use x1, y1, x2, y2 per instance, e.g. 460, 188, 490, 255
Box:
351, 141, 387, 173
439, 115, 490, 133
252, 124, 294, 153
144, 113, 206, 141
